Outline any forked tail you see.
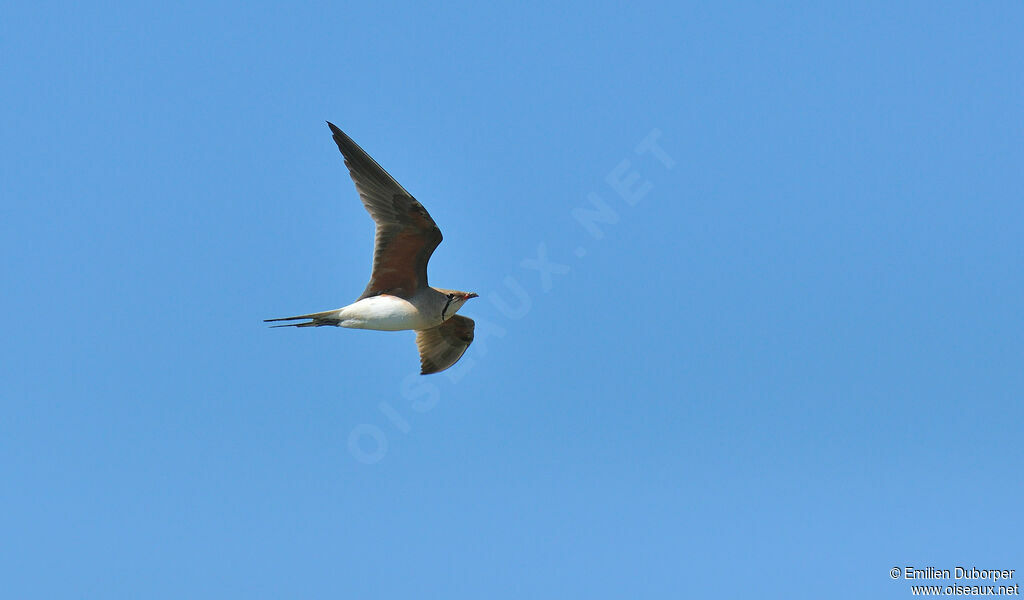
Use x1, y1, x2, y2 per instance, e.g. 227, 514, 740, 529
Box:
264, 309, 341, 328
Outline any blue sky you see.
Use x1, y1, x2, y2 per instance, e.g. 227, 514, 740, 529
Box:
2, 2, 1022, 598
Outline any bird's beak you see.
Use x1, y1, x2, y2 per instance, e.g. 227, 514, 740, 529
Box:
466, 293, 479, 299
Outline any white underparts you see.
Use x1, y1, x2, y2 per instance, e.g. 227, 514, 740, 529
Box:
337, 295, 438, 331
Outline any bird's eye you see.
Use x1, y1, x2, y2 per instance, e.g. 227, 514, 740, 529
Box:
448, 293, 455, 299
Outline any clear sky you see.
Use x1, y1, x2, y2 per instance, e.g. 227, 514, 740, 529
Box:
2, 2, 1022, 598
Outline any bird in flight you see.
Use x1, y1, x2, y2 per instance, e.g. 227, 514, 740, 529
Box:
266, 122, 478, 374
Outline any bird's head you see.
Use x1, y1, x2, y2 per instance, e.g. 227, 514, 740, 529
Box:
443, 290, 478, 316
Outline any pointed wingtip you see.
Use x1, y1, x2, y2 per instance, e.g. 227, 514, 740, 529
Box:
326, 121, 342, 134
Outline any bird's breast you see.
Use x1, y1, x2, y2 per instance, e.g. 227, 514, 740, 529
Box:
339, 295, 435, 331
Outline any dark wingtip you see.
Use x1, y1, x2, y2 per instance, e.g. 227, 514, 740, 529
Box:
326, 121, 342, 134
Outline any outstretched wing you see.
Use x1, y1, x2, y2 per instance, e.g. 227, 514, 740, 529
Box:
328, 122, 442, 300
415, 315, 475, 375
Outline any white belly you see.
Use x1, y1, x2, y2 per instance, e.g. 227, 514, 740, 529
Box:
337, 295, 434, 331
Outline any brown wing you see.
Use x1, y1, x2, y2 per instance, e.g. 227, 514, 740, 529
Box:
328, 122, 443, 300
415, 315, 475, 375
